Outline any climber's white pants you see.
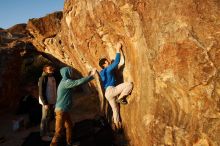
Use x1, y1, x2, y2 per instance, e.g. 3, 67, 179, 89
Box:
105, 82, 133, 124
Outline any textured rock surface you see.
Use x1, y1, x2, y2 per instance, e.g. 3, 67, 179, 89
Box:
0, 43, 24, 109
0, 24, 29, 109
27, 12, 63, 52
27, 0, 220, 145
0, 24, 51, 109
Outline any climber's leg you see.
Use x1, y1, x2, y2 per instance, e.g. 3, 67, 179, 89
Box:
105, 87, 120, 125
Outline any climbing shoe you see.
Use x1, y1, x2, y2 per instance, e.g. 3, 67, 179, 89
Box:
116, 98, 127, 104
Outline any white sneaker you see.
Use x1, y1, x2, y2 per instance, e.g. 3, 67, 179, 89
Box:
41, 136, 52, 141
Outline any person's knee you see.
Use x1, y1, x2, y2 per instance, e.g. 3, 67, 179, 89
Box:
126, 82, 133, 89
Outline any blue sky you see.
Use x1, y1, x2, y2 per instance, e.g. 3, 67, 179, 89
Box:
0, 0, 64, 29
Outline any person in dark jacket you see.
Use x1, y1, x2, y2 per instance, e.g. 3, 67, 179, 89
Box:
99, 42, 133, 129
38, 64, 57, 141
50, 66, 96, 146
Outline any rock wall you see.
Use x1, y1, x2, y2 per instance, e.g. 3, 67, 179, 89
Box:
0, 43, 23, 109
28, 0, 220, 145
0, 25, 53, 110
0, 24, 29, 109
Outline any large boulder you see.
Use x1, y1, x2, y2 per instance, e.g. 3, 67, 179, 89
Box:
27, 12, 63, 52
28, 0, 220, 145
0, 24, 28, 46
27, 12, 67, 67
0, 25, 52, 110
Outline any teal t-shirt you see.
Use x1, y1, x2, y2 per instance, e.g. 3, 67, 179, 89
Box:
55, 67, 93, 112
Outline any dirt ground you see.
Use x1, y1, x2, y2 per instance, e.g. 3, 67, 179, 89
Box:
0, 93, 100, 146
0, 93, 128, 146
0, 111, 39, 146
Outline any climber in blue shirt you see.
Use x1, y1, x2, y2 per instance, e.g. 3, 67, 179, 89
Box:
99, 42, 133, 129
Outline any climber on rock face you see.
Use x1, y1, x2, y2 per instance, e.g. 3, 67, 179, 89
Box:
99, 41, 133, 130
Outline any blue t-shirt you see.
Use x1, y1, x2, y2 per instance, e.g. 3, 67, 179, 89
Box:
100, 53, 120, 89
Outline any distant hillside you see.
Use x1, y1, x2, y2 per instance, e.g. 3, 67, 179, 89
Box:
7, 23, 28, 34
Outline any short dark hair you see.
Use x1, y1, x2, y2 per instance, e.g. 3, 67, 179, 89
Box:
43, 64, 54, 71
99, 58, 108, 69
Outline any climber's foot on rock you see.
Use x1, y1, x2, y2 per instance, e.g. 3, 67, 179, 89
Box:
116, 98, 127, 105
